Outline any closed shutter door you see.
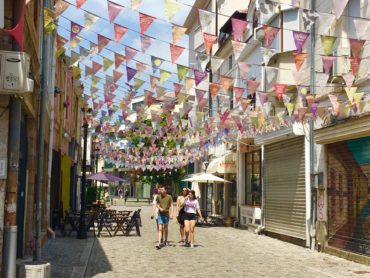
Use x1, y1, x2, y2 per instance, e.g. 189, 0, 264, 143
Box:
265, 137, 306, 240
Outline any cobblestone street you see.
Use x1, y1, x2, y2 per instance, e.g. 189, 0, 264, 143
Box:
81, 205, 370, 278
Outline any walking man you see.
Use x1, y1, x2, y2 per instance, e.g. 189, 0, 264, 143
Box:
155, 184, 173, 249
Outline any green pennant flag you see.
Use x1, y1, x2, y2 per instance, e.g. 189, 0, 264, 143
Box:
92, 76, 101, 87
134, 78, 145, 90
56, 47, 66, 57
45, 22, 57, 34
177, 65, 189, 82
103, 57, 114, 71
160, 69, 172, 84
321, 35, 337, 56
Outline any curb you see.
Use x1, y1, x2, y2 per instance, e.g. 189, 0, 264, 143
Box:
70, 236, 95, 278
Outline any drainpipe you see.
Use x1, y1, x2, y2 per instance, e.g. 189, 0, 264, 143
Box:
309, 0, 317, 251
46, 34, 57, 228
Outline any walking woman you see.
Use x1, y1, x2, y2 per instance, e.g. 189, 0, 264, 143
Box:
184, 190, 203, 248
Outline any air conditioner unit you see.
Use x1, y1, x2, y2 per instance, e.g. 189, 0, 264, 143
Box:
0, 50, 34, 94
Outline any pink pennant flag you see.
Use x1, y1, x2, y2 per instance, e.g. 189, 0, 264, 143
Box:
210, 83, 220, 98
198, 98, 208, 109
139, 13, 156, 34
258, 92, 269, 106
125, 46, 138, 63
194, 69, 207, 86
293, 31, 309, 52
144, 90, 156, 107
331, 0, 349, 19
322, 56, 335, 74
114, 23, 128, 43
195, 89, 206, 102
170, 44, 185, 63
114, 53, 125, 69
232, 18, 248, 41
349, 39, 365, 58
107, 1, 124, 23
232, 115, 244, 132
113, 69, 123, 83
140, 35, 153, 52
203, 33, 217, 55
263, 25, 279, 48
241, 99, 250, 111
92, 61, 102, 74
97, 34, 110, 53
76, 0, 87, 9
274, 83, 287, 101
343, 73, 355, 87
126, 66, 137, 82
247, 79, 260, 95
220, 110, 230, 124
173, 83, 183, 97
238, 62, 251, 79
234, 87, 245, 103
350, 57, 361, 76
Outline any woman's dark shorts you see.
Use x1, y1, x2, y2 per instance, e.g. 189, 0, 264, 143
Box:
184, 212, 197, 221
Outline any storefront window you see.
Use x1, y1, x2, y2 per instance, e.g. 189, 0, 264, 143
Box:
245, 150, 261, 206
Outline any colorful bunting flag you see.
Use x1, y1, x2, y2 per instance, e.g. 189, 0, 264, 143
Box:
238, 62, 251, 79
97, 34, 110, 53
234, 87, 245, 104
107, 0, 123, 23
231, 40, 246, 61
55, 0, 69, 17
331, 0, 349, 19
126, 66, 137, 82
220, 76, 233, 92
114, 23, 128, 43
170, 44, 185, 63
293, 31, 309, 52
321, 35, 337, 56
131, 0, 142, 9
113, 69, 123, 83
140, 35, 153, 52
92, 61, 102, 74
139, 12, 156, 34
194, 69, 207, 86
322, 56, 335, 74
125, 46, 138, 63
343, 73, 355, 87
160, 69, 172, 84
247, 79, 260, 95
198, 9, 215, 33
136, 62, 147, 73
114, 53, 125, 69
231, 18, 248, 41
173, 83, 183, 97
164, 0, 182, 21
134, 78, 145, 90
349, 39, 365, 58
349, 57, 361, 75
195, 89, 206, 102
274, 84, 287, 101
211, 57, 224, 74
172, 25, 187, 44
177, 65, 189, 82
151, 56, 164, 72
263, 25, 279, 48
293, 52, 308, 71
103, 57, 113, 71
203, 33, 217, 55
209, 83, 220, 98
150, 75, 160, 90
76, 0, 86, 9
70, 21, 83, 40
84, 12, 99, 30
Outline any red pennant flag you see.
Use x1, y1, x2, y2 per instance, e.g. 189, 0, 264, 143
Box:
76, 0, 87, 8
125, 46, 138, 63
97, 34, 110, 53
170, 44, 185, 63
114, 53, 125, 69
349, 39, 365, 58
349, 57, 361, 76
263, 25, 279, 48
107, 1, 124, 23
92, 61, 102, 74
139, 12, 156, 34
234, 87, 245, 103
113, 69, 124, 83
173, 83, 183, 96
209, 83, 220, 98
274, 83, 287, 101
247, 79, 260, 95
114, 23, 128, 43
293, 52, 308, 71
203, 33, 217, 55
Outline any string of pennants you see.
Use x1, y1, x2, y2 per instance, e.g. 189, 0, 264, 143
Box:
45, 0, 370, 170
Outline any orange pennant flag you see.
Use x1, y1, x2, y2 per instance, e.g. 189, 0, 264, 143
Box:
172, 25, 187, 44
113, 69, 123, 83
114, 53, 125, 69
114, 23, 128, 43
76, 0, 87, 9
293, 52, 308, 71
203, 33, 217, 55
220, 76, 234, 92
170, 44, 185, 63
209, 83, 220, 98
139, 12, 156, 34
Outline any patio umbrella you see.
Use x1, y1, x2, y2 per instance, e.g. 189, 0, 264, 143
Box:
87, 172, 124, 183
182, 172, 231, 183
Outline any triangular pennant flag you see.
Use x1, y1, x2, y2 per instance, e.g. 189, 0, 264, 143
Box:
114, 53, 125, 69
113, 69, 123, 83
92, 61, 102, 74
331, 0, 349, 19
293, 31, 309, 52
321, 35, 337, 55
194, 69, 207, 86
125, 46, 138, 63
345, 86, 357, 103
287, 103, 295, 116
85, 65, 93, 76
293, 52, 308, 71
352, 18, 370, 40
241, 99, 251, 111
343, 73, 355, 87
79, 46, 90, 60
140, 35, 153, 52
203, 33, 217, 55
151, 56, 164, 72
231, 40, 246, 61
258, 92, 269, 106
238, 62, 251, 79
322, 56, 335, 74
107, 0, 123, 23
349, 39, 365, 58
170, 44, 185, 63
172, 25, 187, 44
185, 77, 194, 92
156, 86, 166, 98
136, 62, 146, 73
91, 76, 101, 87
144, 90, 156, 107
139, 13, 156, 34
76, 0, 87, 9
103, 57, 113, 71
164, 0, 182, 21
160, 69, 172, 84
114, 23, 128, 43
173, 83, 183, 97
70, 36, 81, 49
195, 89, 206, 102
197, 53, 209, 72
55, 0, 69, 17
177, 65, 189, 82
349, 57, 361, 76
274, 84, 287, 101
134, 78, 145, 90
232, 18, 248, 41
89, 42, 98, 56
97, 34, 110, 53
70, 21, 83, 40
209, 83, 220, 98
317, 12, 336, 35
220, 76, 233, 92
198, 98, 208, 110
353, 92, 364, 107
150, 75, 159, 90
198, 9, 215, 33
211, 57, 224, 74
263, 25, 279, 48
247, 79, 260, 95
126, 66, 137, 82
131, 0, 142, 9
84, 12, 99, 30
234, 87, 245, 104
70, 51, 79, 65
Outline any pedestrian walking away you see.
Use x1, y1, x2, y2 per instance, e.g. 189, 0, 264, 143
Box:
184, 190, 203, 248
155, 184, 173, 249
176, 187, 189, 244
124, 189, 129, 205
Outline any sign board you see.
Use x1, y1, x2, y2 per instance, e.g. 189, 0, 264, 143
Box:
0, 0, 4, 29
0, 158, 7, 179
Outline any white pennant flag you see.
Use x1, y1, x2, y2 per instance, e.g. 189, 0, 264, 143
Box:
317, 12, 336, 35
231, 40, 247, 61
197, 53, 209, 72
331, 0, 349, 19
211, 57, 224, 74
351, 18, 370, 40
198, 9, 215, 34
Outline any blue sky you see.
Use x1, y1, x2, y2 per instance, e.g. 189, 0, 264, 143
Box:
57, 0, 196, 116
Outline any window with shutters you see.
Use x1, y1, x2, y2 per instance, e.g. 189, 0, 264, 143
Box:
245, 150, 261, 206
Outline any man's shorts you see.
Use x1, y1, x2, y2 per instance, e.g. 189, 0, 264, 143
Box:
157, 214, 169, 225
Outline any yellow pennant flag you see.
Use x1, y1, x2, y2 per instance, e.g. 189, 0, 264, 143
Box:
178, 92, 188, 104
56, 47, 66, 57
172, 25, 187, 44
185, 77, 194, 92
345, 87, 357, 103
69, 37, 81, 49
103, 57, 114, 71
44, 8, 56, 26
321, 35, 337, 56
160, 69, 171, 84
131, 0, 142, 9
353, 92, 364, 106
287, 103, 295, 116
340, 103, 351, 118
134, 78, 145, 90
164, 0, 182, 21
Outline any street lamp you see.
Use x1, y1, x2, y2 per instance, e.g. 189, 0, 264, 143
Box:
77, 107, 92, 239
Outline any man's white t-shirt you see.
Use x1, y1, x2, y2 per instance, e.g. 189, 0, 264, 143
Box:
184, 199, 200, 214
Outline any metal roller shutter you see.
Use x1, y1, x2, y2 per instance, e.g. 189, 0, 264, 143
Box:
265, 136, 306, 240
